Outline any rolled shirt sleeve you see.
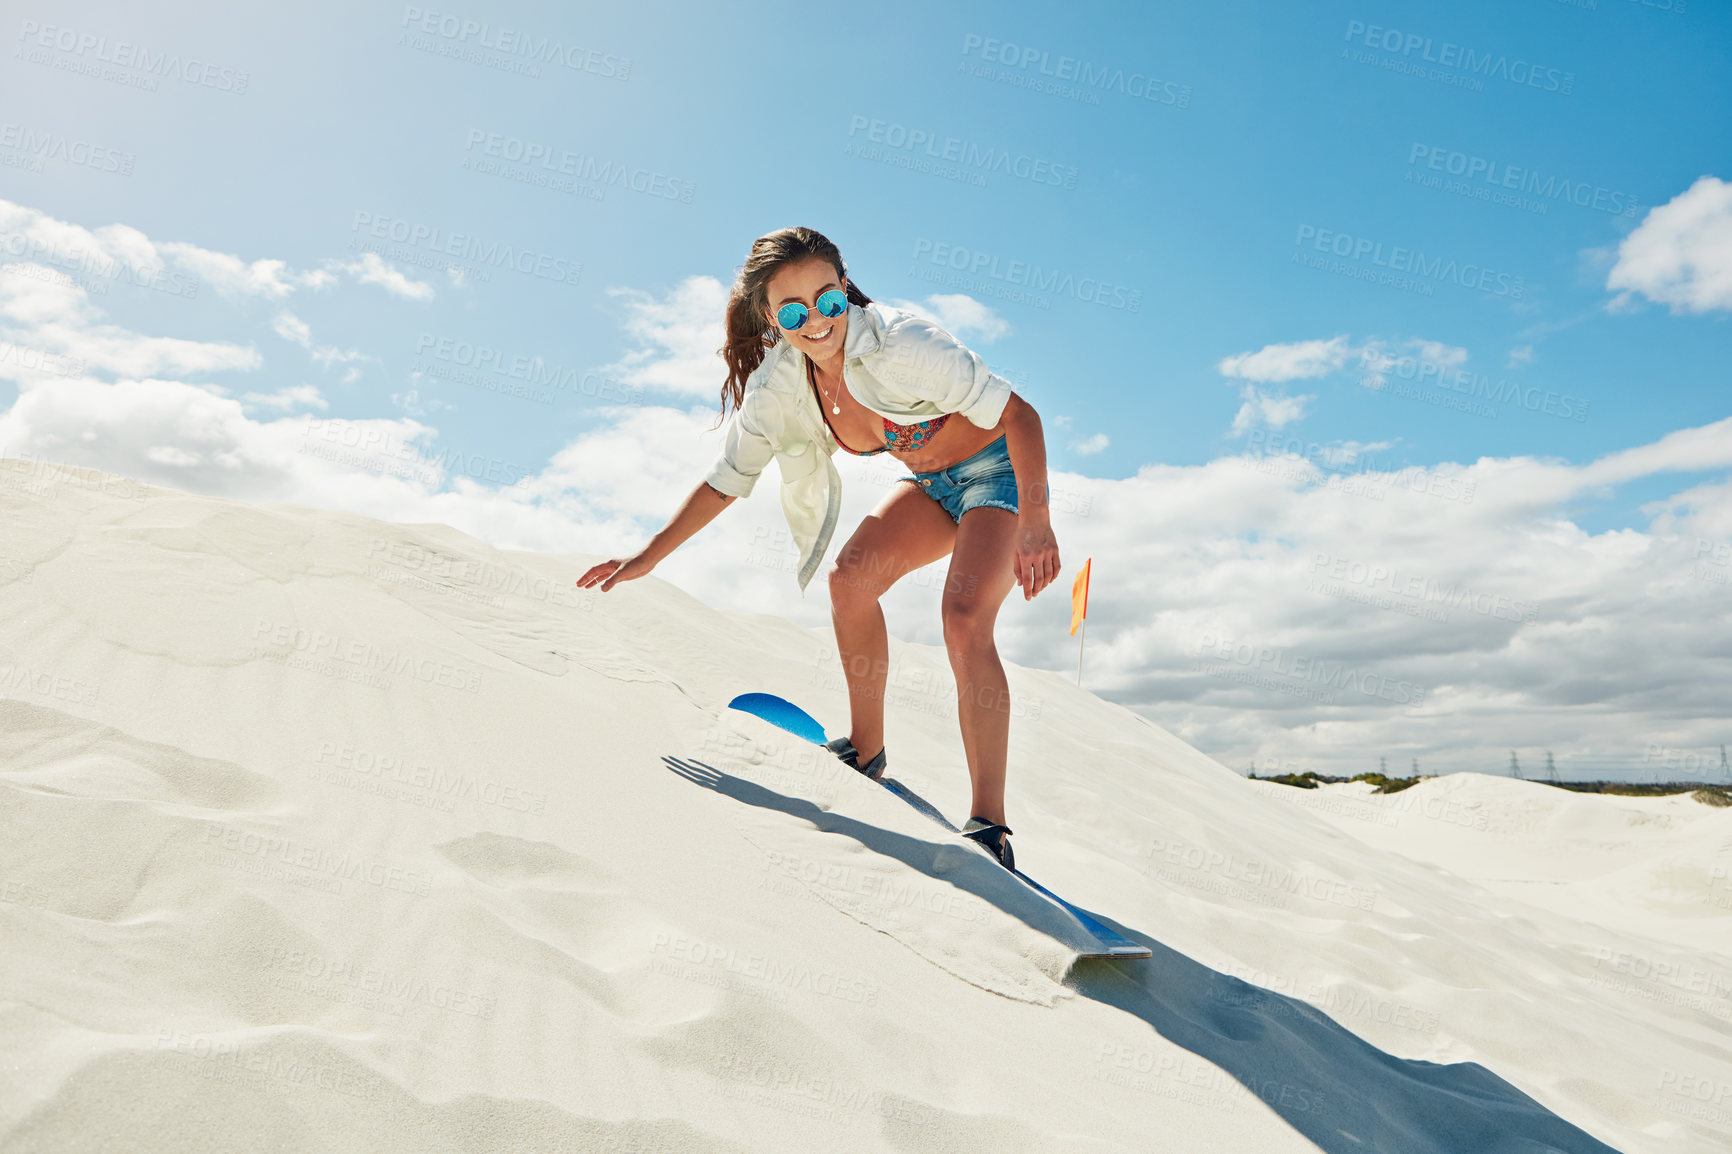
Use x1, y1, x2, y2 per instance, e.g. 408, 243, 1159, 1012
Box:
877, 313, 1013, 429
702, 385, 779, 499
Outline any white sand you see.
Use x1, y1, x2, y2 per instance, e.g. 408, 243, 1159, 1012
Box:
1249, 775, 1732, 958
1, 457, 1728, 1152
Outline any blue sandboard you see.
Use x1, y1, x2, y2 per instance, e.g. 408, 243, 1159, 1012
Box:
726, 692, 1151, 960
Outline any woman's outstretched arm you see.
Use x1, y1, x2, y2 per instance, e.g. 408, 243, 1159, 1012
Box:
576, 480, 736, 592
998, 392, 1061, 601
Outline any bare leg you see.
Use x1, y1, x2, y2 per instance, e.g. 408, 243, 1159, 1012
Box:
827, 480, 957, 762
941, 507, 1020, 825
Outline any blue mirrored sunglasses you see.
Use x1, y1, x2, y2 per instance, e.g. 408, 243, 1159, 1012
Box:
776, 288, 848, 331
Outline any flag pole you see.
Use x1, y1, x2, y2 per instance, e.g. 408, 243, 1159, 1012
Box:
1076, 615, 1085, 686
1070, 557, 1091, 688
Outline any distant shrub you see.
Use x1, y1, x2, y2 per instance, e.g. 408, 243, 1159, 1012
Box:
1693, 787, 1732, 808
1548, 781, 1727, 799
1251, 769, 1428, 793
1258, 772, 1326, 790
1350, 772, 1423, 794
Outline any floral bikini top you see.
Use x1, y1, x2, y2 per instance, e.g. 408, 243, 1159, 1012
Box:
807, 356, 950, 456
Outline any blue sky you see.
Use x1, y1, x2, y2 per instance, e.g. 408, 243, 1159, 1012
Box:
2, 0, 1729, 779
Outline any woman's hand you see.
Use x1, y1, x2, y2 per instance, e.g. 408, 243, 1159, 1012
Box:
577, 551, 656, 593
1013, 516, 1060, 601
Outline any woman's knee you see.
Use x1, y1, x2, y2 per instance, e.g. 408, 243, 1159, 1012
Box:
829, 560, 887, 611
941, 596, 996, 650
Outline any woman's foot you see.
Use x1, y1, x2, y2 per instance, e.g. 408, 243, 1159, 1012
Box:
960, 817, 1014, 871
825, 735, 886, 781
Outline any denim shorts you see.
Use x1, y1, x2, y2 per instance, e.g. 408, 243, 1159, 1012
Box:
899, 434, 1019, 523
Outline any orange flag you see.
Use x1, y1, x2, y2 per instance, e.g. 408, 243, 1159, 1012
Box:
1070, 558, 1091, 637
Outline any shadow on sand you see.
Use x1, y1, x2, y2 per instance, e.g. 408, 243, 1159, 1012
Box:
665, 754, 1621, 1154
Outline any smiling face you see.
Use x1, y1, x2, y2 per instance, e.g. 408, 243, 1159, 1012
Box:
763, 255, 849, 356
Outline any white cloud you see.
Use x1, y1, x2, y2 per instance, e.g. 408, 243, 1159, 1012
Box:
1217, 336, 1352, 382
1069, 433, 1109, 455
602, 275, 730, 397
161, 242, 335, 298
1607, 175, 1732, 313
0, 197, 334, 303
327, 252, 436, 302
1217, 335, 1468, 436
0, 373, 454, 504
391, 388, 457, 418
882, 293, 1011, 343
1044, 423, 1732, 775
272, 311, 368, 375
1405, 339, 1469, 368
0, 264, 259, 385
144, 444, 203, 467
0, 203, 391, 426
1507, 345, 1534, 368
1230, 385, 1313, 435
1579, 416, 1732, 488
1357, 337, 1468, 389
310, 346, 368, 367
0, 196, 427, 308
273, 313, 312, 347
1311, 439, 1396, 470
0, 202, 162, 284
1646, 473, 1732, 543
2, 376, 273, 486
242, 385, 327, 411
1217, 335, 1468, 395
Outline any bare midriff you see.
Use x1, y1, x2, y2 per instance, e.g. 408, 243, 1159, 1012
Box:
807, 357, 1002, 473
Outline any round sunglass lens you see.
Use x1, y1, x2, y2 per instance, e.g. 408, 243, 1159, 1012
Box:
816, 289, 848, 318
777, 303, 808, 330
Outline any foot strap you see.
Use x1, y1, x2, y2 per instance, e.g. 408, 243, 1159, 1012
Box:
825, 735, 886, 781
961, 819, 1015, 870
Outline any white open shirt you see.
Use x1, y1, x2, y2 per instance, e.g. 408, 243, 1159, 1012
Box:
703, 301, 1014, 594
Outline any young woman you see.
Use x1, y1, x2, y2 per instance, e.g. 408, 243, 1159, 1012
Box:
577, 227, 1061, 869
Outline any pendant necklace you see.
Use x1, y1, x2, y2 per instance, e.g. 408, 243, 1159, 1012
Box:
809, 356, 840, 415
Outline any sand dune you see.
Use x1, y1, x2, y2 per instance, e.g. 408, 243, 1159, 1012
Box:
2, 458, 1727, 1152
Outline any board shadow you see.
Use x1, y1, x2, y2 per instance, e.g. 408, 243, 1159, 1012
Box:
664, 754, 1624, 1154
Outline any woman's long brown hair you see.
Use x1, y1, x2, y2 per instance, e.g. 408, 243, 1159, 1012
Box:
712, 227, 872, 430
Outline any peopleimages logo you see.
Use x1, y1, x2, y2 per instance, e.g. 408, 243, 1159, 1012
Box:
15, 19, 250, 93
0, 122, 134, 174
0, 232, 200, 299
846, 116, 1078, 189
399, 6, 631, 79
1308, 551, 1537, 624
1363, 356, 1590, 423
0, 339, 85, 378
1343, 20, 1574, 95
1406, 144, 1641, 218
959, 33, 1192, 108
350, 211, 581, 286
1192, 632, 1429, 706
413, 331, 643, 405
1293, 225, 1524, 299
462, 129, 696, 203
